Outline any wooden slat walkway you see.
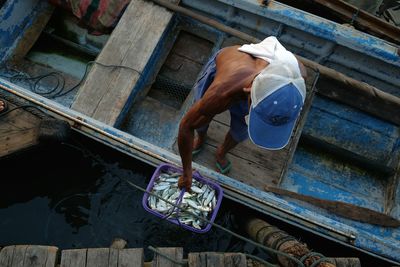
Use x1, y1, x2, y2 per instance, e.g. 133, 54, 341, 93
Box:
71, 0, 178, 125
0, 246, 246, 267
60, 248, 144, 267
0, 245, 58, 267
188, 252, 247, 267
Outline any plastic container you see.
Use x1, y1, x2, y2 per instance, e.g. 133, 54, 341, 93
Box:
142, 163, 223, 233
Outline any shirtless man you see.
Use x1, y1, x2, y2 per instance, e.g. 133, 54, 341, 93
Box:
178, 37, 307, 191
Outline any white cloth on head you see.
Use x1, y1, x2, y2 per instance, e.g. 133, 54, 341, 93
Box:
238, 36, 301, 75
238, 36, 306, 104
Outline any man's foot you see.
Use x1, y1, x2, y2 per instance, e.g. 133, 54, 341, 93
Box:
216, 159, 232, 174
215, 146, 232, 174
0, 99, 8, 114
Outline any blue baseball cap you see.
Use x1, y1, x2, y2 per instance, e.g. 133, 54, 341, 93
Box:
248, 61, 306, 150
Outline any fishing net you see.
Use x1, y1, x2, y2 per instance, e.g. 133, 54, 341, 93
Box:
150, 75, 193, 109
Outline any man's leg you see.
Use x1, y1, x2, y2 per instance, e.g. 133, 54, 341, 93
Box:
216, 131, 238, 166
193, 129, 207, 151
215, 100, 249, 172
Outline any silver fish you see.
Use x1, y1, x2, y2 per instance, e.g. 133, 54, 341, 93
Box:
149, 195, 157, 209
148, 171, 218, 230
192, 220, 202, 229
191, 186, 204, 194
203, 190, 215, 206
153, 184, 170, 191
169, 172, 181, 178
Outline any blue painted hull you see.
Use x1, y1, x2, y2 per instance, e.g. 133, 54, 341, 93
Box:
0, 0, 399, 264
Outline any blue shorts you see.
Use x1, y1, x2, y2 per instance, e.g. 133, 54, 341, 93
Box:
193, 51, 249, 142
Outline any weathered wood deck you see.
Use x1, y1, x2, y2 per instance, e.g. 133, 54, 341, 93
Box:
0, 246, 247, 267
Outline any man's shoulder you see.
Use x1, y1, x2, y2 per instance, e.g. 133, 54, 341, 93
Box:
218, 45, 242, 56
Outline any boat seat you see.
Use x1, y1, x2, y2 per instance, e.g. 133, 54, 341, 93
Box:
71, 0, 179, 126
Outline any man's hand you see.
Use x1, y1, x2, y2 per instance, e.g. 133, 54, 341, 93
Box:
178, 171, 192, 192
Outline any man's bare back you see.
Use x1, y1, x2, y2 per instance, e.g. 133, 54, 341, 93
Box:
177, 46, 268, 190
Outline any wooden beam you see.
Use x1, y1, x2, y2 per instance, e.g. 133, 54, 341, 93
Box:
72, 0, 179, 125
0, 245, 58, 267
60, 249, 87, 267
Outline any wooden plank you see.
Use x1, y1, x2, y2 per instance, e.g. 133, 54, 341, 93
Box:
188, 253, 204, 267
151, 247, 183, 267
71, 0, 177, 125
118, 249, 144, 267
194, 142, 279, 188
0, 101, 41, 158
205, 253, 224, 267
9, 245, 28, 267
188, 252, 244, 267
60, 249, 87, 267
108, 249, 119, 267
23, 246, 58, 267
60, 248, 144, 267
0, 246, 15, 267
223, 253, 247, 267
86, 248, 109, 267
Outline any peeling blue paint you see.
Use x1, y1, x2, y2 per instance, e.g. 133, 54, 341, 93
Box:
0, 0, 49, 62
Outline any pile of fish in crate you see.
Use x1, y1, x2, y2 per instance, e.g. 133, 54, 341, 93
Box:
143, 164, 222, 233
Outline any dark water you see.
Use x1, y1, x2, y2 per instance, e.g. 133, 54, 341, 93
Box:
0, 133, 392, 266
0, 133, 262, 261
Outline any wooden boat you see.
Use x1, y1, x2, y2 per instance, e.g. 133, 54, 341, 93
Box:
0, 0, 399, 264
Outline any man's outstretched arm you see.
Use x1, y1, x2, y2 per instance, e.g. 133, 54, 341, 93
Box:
178, 101, 214, 191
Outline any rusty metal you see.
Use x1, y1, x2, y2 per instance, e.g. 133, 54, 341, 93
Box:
311, 0, 400, 44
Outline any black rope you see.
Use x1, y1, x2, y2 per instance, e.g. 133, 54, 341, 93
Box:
0, 105, 45, 119
261, 229, 287, 247
300, 251, 334, 267
255, 225, 275, 242
272, 235, 297, 251
54, 61, 142, 98
0, 61, 142, 99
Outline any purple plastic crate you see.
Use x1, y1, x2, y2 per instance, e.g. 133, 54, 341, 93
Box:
142, 163, 223, 233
